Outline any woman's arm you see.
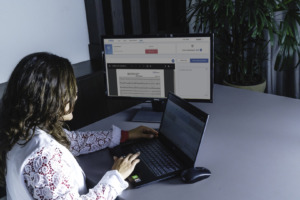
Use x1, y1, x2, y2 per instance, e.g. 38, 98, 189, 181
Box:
66, 125, 158, 156
22, 145, 128, 200
65, 125, 122, 156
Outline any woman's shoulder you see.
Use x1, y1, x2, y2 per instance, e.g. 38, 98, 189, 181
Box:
28, 129, 63, 154
25, 129, 59, 152
7, 129, 65, 166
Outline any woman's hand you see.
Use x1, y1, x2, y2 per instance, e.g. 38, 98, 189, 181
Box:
112, 152, 141, 179
128, 126, 158, 140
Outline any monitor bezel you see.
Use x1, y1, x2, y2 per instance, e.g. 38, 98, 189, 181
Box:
101, 33, 214, 103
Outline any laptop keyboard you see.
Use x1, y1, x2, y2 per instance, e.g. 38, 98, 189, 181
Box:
130, 140, 183, 177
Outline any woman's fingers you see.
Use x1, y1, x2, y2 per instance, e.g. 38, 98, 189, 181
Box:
112, 152, 141, 179
123, 153, 132, 160
131, 158, 140, 167
113, 152, 140, 166
125, 152, 140, 162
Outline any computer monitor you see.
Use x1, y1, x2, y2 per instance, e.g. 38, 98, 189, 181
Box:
102, 34, 213, 121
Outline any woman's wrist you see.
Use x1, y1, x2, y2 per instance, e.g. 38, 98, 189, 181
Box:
120, 130, 129, 143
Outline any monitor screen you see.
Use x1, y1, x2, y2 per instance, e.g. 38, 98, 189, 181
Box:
102, 34, 213, 102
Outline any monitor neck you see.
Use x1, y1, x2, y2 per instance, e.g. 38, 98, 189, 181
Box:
151, 99, 166, 112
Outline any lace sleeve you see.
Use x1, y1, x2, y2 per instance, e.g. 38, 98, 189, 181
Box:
22, 146, 127, 200
65, 125, 121, 156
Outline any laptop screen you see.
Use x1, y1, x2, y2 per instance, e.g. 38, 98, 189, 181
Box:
159, 93, 209, 162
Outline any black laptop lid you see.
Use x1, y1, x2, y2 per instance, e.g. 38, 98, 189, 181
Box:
159, 92, 209, 166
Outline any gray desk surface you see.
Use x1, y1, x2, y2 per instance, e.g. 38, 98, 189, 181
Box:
78, 84, 300, 200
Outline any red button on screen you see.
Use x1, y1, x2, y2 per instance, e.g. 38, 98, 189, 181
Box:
145, 49, 158, 54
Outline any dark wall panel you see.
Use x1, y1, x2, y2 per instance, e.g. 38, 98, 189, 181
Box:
110, 0, 125, 35
148, 0, 158, 34
84, 0, 106, 60
129, 0, 142, 34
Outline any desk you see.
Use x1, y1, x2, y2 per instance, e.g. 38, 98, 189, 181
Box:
77, 84, 300, 200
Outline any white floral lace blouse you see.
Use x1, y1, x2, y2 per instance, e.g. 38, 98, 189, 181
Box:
5, 126, 128, 200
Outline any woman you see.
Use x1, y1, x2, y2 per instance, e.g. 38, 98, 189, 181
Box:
0, 52, 157, 199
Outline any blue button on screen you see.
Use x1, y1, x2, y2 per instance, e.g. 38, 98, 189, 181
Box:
190, 58, 209, 63
105, 44, 113, 54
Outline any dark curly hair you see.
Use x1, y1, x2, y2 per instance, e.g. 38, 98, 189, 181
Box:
0, 52, 77, 186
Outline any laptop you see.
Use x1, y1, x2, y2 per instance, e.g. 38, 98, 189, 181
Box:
110, 92, 209, 187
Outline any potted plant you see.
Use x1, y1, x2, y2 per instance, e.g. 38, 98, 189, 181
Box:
186, 0, 299, 92
273, 0, 300, 71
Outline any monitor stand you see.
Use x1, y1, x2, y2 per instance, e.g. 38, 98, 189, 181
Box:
131, 99, 166, 123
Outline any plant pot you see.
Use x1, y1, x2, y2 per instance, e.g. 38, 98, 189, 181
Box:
223, 79, 266, 93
